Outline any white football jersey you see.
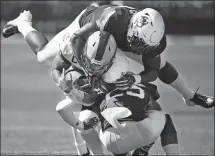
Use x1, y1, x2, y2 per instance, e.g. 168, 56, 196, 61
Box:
59, 34, 82, 70
102, 49, 145, 83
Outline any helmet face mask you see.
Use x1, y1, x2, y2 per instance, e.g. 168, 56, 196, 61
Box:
82, 54, 114, 76
127, 35, 159, 55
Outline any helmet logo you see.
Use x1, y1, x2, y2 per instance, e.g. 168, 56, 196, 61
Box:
135, 16, 150, 28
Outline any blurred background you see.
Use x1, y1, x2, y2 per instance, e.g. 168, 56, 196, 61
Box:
1, 1, 214, 155
1, 1, 214, 34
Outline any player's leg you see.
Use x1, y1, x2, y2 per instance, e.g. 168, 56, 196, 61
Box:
78, 108, 105, 155
98, 110, 166, 155
56, 98, 89, 155
132, 113, 179, 156
160, 114, 180, 155
56, 99, 105, 155
159, 54, 214, 108
3, 9, 86, 66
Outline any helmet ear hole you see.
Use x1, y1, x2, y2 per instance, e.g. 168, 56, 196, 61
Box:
109, 46, 111, 51
93, 42, 96, 47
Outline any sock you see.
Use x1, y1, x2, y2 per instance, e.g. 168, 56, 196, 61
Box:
162, 144, 180, 155
169, 74, 194, 99
72, 127, 88, 155
159, 62, 194, 99
18, 22, 49, 55
18, 21, 36, 38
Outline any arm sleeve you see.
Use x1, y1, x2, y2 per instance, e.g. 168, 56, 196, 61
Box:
139, 55, 161, 83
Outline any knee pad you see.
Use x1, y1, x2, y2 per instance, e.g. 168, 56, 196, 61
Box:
158, 62, 179, 84
160, 114, 178, 146
79, 110, 100, 134
56, 98, 73, 112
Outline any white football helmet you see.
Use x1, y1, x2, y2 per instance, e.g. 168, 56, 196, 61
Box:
127, 8, 165, 55
82, 31, 117, 76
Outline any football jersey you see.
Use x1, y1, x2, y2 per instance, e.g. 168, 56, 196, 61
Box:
95, 85, 162, 132
79, 5, 166, 58
79, 5, 137, 52
59, 33, 82, 70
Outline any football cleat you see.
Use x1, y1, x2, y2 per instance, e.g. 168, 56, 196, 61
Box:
190, 88, 215, 109
2, 10, 32, 38
77, 148, 90, 156
2, 24, 19, 38
132, 148, 149, 156
132, 142, 154, 156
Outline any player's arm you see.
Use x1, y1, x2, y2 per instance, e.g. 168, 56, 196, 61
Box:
139, 55, 161, 83
51, 51, 72, 93
114, 55, 160, 91
71, 22, 99, 67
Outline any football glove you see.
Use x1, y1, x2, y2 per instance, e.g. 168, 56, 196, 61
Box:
114, 72, 141, 90
89, 75, 109, 95
73, 75, 93, 94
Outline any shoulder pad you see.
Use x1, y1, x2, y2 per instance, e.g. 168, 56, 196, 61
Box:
59, 33, 74, 62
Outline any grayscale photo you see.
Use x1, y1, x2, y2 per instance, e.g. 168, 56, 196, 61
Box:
1, 1, 214, 155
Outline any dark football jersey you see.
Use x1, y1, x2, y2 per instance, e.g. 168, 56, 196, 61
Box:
79, 5, 166, 58
79, 5, 137, 52
89, 85, 161, 132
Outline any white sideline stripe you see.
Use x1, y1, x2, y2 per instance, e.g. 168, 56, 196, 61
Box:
1, 126, 214, 133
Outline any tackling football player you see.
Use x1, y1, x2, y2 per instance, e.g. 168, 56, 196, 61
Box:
3, 5, 214, 108
68, 5, 214, 109
52, 31, 180, 156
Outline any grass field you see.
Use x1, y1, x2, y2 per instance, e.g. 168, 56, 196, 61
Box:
1, 35, 214, 155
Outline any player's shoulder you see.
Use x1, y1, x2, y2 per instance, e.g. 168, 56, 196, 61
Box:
58, 33, 80, 67
59, 35, 73, 58
99, 5, 137, 30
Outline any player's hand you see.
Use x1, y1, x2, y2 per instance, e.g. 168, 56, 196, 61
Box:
114, 72, 137, 90
73, 76, 93, 94
58, 68, 73, 93
89, 75, 109, 95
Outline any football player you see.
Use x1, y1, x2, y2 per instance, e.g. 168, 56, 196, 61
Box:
3, 4, 214, 108
2, 3, 212, 155
67, 5, 214, 109
52, 31, 180, 156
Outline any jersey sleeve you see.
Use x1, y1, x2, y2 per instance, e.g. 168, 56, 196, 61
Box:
142, 55, 161, 71
59, 34, 74, 65
97, 7, 131, 32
